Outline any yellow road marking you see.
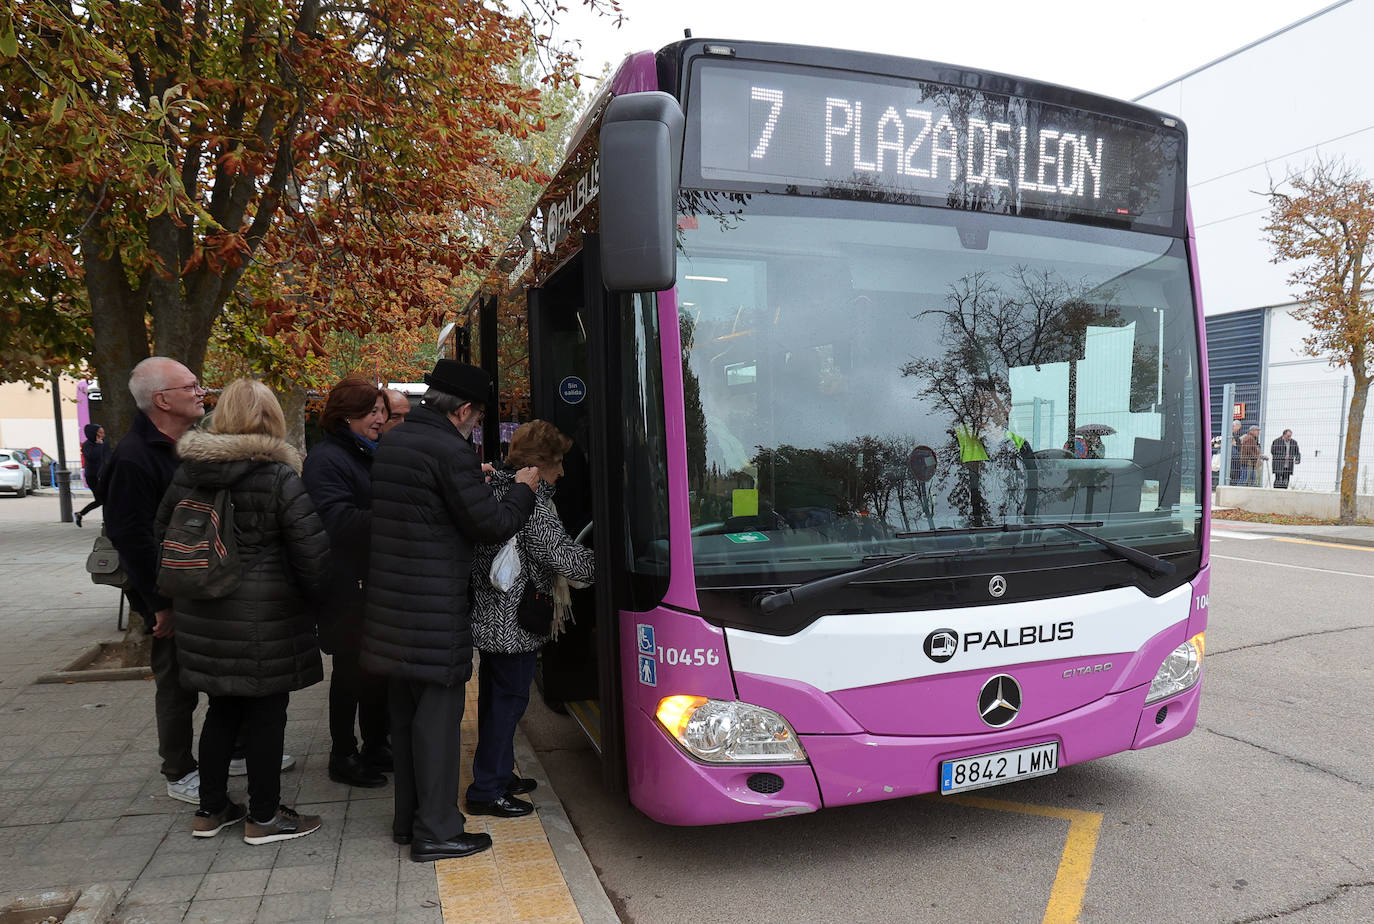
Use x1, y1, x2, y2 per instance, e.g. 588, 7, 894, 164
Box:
1272, 537, 1374, 553
940, 794, 1103, 924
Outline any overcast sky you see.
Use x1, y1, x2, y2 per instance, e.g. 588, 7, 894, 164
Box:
552, 0, 1340, 102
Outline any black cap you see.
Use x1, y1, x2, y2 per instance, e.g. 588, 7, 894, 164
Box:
423, 360, 491, 404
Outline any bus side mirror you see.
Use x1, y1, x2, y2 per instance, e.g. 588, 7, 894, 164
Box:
599, 91, 683, 292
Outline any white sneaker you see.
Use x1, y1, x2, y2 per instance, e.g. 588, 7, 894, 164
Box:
228, 754, 296, 777
166, 770, 200, 804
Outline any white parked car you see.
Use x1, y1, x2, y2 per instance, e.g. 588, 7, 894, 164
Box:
0, 449, 38, 497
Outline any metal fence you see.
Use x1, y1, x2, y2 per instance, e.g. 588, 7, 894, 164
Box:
1211, 378, 1374, 492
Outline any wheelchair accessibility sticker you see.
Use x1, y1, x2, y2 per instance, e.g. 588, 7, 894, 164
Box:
637, 623, 655, 655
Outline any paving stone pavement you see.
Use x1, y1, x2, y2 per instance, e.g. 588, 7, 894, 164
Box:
0, 493, 614, 923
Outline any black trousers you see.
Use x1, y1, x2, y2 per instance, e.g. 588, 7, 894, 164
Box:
199, 692, 289, 821
329, 640, 389, 758
1274, 469, 1291, 489
467, 650, 537, 803
389, 678, 466, 843
151, 637, 199, 781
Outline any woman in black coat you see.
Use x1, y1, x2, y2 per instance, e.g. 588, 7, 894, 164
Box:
157, 378, 330, 845
302, 375, 391, 788
74, 423, 107, 526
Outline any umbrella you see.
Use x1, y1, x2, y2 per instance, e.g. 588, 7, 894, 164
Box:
1075, 423, 1116, 436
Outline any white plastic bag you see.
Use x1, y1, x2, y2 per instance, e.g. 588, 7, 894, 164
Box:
490, 535, 523, 593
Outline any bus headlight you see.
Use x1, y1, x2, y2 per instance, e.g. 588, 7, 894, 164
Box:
655, 696, 808, 763
1145, 632, 1205, 704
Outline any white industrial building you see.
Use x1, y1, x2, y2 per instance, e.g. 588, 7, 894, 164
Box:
1136, 0, 1374, 494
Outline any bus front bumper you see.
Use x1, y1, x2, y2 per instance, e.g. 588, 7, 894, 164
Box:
625, 679, 1200, 824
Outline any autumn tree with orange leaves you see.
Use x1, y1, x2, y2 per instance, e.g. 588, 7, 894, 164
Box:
1264, 157, 1374, 523
0, 0, 617, 438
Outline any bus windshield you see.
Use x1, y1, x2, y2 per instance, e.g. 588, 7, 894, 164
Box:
678, 193, 1202, 587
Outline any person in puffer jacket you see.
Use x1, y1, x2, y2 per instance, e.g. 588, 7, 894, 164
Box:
466, 420, 595, 818
156, 378, 330, 846
302, 374, 391, 790
361, 360, 538, 863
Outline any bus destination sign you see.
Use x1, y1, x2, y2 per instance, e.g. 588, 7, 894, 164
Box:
692, 61, 1183, 229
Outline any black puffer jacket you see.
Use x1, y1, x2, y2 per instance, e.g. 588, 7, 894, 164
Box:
361, 403, 535, 686
301, 429, 374, 653
157, 430, 330, 697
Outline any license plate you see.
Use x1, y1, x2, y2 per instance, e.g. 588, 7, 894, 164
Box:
940, 742, 1059, 794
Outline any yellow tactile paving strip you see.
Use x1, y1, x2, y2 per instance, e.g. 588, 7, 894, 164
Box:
434, 677, 583, 923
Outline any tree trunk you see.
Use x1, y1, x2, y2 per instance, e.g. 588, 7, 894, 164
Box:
83, 231, 150, 446
119, 616, 153, 667
278, 382, 308, 456
1338, 377, 1369, 524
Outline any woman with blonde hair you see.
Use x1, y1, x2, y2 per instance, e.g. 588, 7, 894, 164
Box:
466, 420, 594, 818
156, 378, 331, 844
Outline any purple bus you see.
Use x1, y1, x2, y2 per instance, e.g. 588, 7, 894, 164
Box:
463, 39, 1209, 825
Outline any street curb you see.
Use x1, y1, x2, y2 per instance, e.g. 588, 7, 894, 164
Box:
0, 883, 119, 924
1269, 530, 1374, 548
514, 726, 619, 924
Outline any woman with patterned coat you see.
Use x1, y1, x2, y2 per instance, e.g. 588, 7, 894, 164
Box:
466, 421, 595, 818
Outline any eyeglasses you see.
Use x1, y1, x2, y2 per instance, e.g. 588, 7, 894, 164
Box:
157, 381, 206, 395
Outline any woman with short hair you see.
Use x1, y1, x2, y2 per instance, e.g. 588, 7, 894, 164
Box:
466, 420, 595, 818
157, 378, 330, 844
302, 374, 391, 788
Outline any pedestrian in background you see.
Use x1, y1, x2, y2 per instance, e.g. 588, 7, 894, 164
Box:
74, 423, 108, 526
380, 389, 411, 436
361, 360, 538, 863
158, 378, 330, 844
467, 420, 595, 819
1229, 419, 1243, 485
103, 357, 206, 805
1270, 428, 1301, 489
302, 375, 391, 790
1239, 425, 1267, 486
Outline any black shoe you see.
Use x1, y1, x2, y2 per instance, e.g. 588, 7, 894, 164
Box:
361, 744, 393, 773
410, 833, 492, 863
328, 753, 387, 788
506, 776, 537, 796
393, 832, 412, 846
74, 512, 83, 527
466, 794, 534, 818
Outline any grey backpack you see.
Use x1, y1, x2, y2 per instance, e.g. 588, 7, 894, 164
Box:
157, 487, 244, 599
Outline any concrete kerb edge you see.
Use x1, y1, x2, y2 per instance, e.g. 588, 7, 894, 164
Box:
0, 883, 120, 924
513, 726, 619, 924
1271, 530, 1374, 548
63, 883, 121, 924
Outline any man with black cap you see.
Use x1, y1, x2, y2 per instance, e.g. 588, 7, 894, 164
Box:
361, 360, 539, 862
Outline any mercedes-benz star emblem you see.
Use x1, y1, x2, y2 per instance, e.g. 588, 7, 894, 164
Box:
978, 674, 1022, 727
924, 628, 959, 663
988, 574, 1007, 597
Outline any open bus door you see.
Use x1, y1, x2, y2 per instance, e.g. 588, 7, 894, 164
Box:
498, 237, 627, 792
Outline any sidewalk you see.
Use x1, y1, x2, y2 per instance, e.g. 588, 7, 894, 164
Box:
1210, 512, 1374, 547
0, 494, 616, 924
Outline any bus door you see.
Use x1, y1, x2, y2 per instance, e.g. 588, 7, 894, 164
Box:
522, 240, 626, 788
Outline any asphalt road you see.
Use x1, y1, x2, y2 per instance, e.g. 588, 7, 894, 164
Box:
521, 530, 1374, 923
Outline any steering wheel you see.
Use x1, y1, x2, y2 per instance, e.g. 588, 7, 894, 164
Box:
575, 521, 593, 547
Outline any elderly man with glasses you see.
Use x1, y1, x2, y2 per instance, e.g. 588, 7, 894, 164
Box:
104, 357, 210, 804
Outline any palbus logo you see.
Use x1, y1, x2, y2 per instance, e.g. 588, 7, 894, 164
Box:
923, 629, 960, 663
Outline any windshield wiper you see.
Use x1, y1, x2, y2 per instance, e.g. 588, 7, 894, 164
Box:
756, 521, 1176, 616
755, 548, 946, 615
895, 520, 1176, 577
